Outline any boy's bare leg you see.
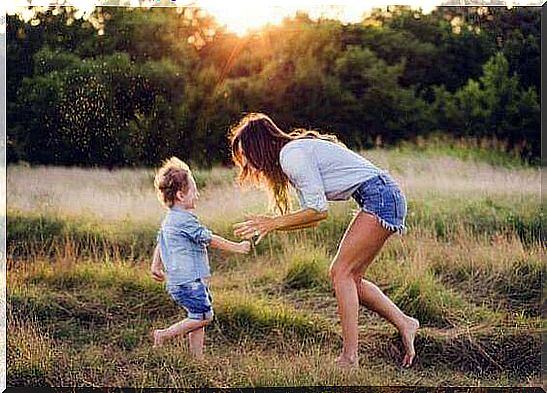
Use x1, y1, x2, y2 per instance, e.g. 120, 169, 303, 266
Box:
188, 327, 205, 358
153, 318, 210, 347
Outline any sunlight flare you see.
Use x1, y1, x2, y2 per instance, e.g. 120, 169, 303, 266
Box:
8, 0, 447, 37
196, 0, 440, 36
7, 0, 541, 36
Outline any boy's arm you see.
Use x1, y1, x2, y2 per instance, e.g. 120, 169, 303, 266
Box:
209, 234, 250, 254
150, 244, 165, 282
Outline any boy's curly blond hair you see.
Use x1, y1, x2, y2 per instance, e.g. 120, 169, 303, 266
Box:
154, 157, 192, 208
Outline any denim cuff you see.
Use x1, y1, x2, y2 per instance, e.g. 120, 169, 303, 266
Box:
187, 310, 214, 321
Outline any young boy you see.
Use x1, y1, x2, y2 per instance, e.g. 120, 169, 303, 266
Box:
151, 157, 250, 358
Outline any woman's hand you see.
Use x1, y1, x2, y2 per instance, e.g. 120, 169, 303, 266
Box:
234, 209, 328, 242
233, 214, 276, 244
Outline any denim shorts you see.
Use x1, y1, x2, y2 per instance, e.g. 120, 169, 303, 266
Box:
167, 278, 214, 321
351, 173, 407, 235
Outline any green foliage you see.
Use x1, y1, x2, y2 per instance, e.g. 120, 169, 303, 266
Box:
7, 7, 540, 166
9, 192, 543, 263
434, 255, 544, 317
433, 53, 540, 161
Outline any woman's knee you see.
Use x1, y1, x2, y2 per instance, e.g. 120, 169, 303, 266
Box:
329, 258, 352, 282
328, 260, 339, 281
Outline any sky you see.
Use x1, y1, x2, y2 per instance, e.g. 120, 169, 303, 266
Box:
4, 0, 543, 36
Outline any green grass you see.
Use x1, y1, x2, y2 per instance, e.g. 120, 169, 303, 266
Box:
432, 255, 545, 317
6, 146, 545, 387
405, 197, 545, 245
395, 134, 533, 168
8, 195, 543, 264
214, 291, 336, 343
8, 256, 542, 386
8, 319, 56, 386
7, 210, 157, 262
282, 247, 331, 291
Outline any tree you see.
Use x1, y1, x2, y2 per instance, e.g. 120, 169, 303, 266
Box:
434, 52, 539, 161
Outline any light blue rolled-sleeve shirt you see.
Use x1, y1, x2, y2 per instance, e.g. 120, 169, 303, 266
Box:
279, 138, 382, 212
156, 206, 213, 286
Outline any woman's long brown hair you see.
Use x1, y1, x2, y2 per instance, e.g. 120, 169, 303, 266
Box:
229, 113, 342, 214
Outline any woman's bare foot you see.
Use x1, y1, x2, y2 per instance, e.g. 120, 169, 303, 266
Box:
152, 329, 165, 348
335, 354, 359, 369
399, 317, 419, 368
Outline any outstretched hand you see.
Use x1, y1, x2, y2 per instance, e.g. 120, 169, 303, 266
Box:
233, 214, 274, 244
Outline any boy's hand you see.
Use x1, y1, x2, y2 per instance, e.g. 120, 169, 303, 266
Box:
236, 240, 251, 254
151, 266, 165, 282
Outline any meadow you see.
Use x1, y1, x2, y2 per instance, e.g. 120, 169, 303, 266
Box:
6, 145, 545, 387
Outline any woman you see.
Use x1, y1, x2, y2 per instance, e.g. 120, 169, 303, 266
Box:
231, 113, 419, 368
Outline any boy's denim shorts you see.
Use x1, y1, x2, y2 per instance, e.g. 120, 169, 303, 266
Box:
351, 172, 407, 235
167, 278, 214, 321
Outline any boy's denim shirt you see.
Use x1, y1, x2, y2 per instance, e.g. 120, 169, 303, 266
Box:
157, 206, 213, 286
279, 138, 383, 212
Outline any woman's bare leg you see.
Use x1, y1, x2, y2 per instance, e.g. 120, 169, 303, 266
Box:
329, 212, 419, 368
330, 263, 360, 367
329, 212, 389, 367
354, 277, 419, 367
347, 213, 419, 367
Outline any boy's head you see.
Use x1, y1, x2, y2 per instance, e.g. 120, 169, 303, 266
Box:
154, 157, 199, 209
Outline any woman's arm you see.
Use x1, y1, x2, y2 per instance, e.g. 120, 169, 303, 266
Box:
277, 220, 321, 231
273, 209, 327, 231
234, 208, 328, 241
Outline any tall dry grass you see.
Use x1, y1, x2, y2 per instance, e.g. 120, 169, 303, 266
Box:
7, 149, 541, 224
6, 147, 544, 387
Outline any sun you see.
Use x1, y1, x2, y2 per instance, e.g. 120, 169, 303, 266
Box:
197, 2, 301, 36
196, 1, 440, 36
7, 0, 442, 37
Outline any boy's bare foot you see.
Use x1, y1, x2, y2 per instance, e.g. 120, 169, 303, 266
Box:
192, 353, 205, 361
152, 329, 165, 348
400, 317, 419, 368
335, 354, 359, 369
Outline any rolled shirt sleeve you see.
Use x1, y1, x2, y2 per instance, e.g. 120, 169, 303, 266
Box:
280, 144, 328, 213
182, 214, 213, 245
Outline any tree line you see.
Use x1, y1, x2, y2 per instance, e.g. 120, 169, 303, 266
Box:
7, 6, 541, 167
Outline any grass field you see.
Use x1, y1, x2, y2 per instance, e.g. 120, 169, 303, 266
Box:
6, 146, 545, 387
